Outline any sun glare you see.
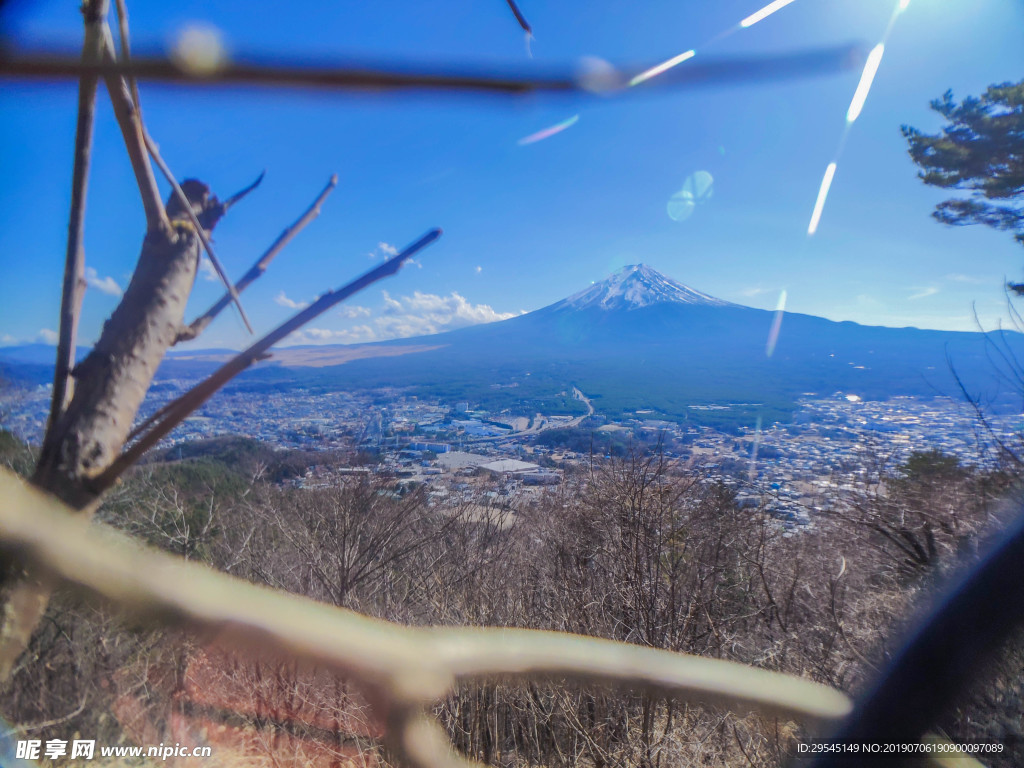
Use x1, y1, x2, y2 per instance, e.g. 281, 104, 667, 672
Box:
629, 49, 696, 87
846, 44, 885, 123
739, 0, 798, 29
808, 162, 837, 235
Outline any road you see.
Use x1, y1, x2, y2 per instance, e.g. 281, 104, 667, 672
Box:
569, 386, 595, 424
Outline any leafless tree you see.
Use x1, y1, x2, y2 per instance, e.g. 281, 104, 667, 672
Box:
0, 0, 441, 684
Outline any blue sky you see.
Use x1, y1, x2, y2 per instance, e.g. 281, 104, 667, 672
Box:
2, 0, 1023, 350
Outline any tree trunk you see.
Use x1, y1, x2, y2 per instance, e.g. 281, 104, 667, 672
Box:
0, 181, 224, 681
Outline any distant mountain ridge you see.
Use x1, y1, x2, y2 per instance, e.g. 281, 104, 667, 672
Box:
3, 265, 1021, 430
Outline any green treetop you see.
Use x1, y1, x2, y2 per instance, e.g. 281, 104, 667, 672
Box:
903, 81, 1024, 286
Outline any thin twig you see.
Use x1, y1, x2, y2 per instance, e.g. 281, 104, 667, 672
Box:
112, 0, 141, 110
505, 0, 533, 36
94, 228, 442, 493
96, 28, 168, 234
42, 0, 109, 451
221, 171, 266, 211
102, 2, 254, 333
177, 173, 338, 344
132, 173, 337, 441
140, 129, 254, 334
5, 694, 89, 735
0, 44, 865, 96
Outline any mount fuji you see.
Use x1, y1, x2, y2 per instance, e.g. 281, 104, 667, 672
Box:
553, 264, 733, 311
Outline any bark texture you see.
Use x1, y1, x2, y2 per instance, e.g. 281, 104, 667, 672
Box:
33, 181, 221, 508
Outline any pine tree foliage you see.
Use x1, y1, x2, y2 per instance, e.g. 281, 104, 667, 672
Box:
902, 81, 1024, 263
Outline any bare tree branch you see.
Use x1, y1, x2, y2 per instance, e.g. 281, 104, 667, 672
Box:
140, 130, 255, 334
221, 170, 266, 210
505, 0, 533, 36
103, 1, 254, 334
94, 228, 442, 494
96, 28, 168, 234
177, 173, 337, 344
386, 713, 486, 768
4, 9, 333, 684
128, 173, 337, 441
42, 0, 109, 452
0, 44, 865, 96
0, 467, 854, 735
111, 0, 141, 110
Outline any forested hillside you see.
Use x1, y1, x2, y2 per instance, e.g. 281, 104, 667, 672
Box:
4, 430, 1022, 766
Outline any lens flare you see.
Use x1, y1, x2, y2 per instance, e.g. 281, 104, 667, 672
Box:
667, 171, 714, 222
517, 115, 579, 146
171, 23, 227, 75
629, 49, 696, 87
804, 3, 901, 239
807, 162, 837, 235
576, 56, 622, 94
667, 191, 696, 221
740, 0, 798, 28
846, 44, 885, 123
766, 289, 787, 357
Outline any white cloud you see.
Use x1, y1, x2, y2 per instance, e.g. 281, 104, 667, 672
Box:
0, 334, 16, 346
368, 242, 401, 261
199, 256, 219, 282
291, 326, 376, 344
36, 329, 59, 344
475, 266, 483, 274
275, 291, 310, 310
338, 305, 372, 319
374, 290, 518, 339
908, 286, 940, 300
85, 267, 122, 297
286, 291, 520, 345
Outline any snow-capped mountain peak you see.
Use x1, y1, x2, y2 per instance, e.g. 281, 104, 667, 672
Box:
558, 264, 731, 311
